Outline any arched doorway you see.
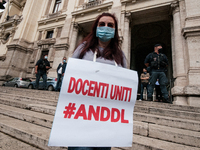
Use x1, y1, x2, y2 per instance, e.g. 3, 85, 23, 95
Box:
130, 7, 173, 98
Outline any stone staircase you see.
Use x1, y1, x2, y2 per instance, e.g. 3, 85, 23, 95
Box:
0, 86, 200, 150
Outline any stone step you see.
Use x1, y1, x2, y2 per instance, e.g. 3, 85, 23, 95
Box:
1, 100, 200, 148
1, 98, 200, 134
0, 132, 41, 150
0, 114, 66, 150
133, 121, 200, 148
0, 104, 53, 128
0, 97, 56, 115
2, 92, 200, 119
115, 134, 200, 150
0, 86, 59, 100
136, 101, 200, 113
1, 96, 200, 133
134, 112, 200, 132
135, 105, 200, 121
0, 92, 58, 106
2, 86, 200, 116
0, 114, 199, 150
2, 87, 200, 117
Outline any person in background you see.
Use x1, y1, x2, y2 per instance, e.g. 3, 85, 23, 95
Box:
144, 44, 170, 103
35, 55, 50, 90
55, 57, 67, 91
139, 68, 150, 101
68, 12, 127, 150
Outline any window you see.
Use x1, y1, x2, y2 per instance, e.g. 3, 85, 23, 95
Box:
46, 30, 54, 39
53, 0, 62, 13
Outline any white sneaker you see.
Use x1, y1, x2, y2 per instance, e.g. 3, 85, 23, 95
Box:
138, 99, 142, 101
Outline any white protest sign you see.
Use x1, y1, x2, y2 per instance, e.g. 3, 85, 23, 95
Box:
48, 58, 138, 147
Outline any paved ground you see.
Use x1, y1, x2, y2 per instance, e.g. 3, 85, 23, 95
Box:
0, 132, 41, 150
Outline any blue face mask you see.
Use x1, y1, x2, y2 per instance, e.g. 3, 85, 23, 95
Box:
44, 56, 48, 59
96, 26, 115, 42
63, 60, 66, 63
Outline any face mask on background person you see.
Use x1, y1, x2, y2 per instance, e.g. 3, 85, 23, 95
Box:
44, 56, 48, 59
158, 48, 163, 53
96, 26, 115, 42
63, 60, 66, 63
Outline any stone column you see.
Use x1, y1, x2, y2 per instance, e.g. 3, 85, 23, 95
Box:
122, 12, 131, 69
182, 0, 200, 106
171, 1, 187, 105
20, 51, 32, 78
53, 27, 58, 38
41, 30, 45, 40
68, 22, 79, 57
48, 45, 54, 61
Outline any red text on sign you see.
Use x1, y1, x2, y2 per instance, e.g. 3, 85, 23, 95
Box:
71, 104, 129, 123
67, 77, 132, 102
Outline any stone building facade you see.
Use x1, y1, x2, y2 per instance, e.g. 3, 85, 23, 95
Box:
0, 0, 199, 106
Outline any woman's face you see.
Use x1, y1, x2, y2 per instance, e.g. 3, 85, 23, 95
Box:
98, 16, 115, 29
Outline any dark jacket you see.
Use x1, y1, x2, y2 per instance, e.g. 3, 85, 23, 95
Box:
35, 59, 50, 73
144, 52, 168, 72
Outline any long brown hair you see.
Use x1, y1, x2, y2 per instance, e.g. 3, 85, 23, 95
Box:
76, 13, 125, 67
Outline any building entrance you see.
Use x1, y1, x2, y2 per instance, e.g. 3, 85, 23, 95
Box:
130, 20, 173, 97
131, 20, 173, 77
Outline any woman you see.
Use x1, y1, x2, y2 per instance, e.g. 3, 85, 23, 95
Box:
69, 12, 127, 150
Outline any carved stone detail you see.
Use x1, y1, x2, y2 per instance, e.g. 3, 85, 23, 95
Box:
125, 11, 131, 22
73, 22, 80, 32
171, 1, 180, 15
37, 38, 56, 49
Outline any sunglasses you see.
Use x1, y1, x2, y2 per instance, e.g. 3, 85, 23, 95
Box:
98, 22, 115, 28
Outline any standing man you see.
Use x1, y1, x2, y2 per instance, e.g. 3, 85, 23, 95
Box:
35, 55, 50, 90
139, 68, 150, 101
144, 44, 171, 103
55, 57, 67, 91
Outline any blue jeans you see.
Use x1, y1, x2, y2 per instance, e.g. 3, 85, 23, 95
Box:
35, 71, 47, 89
140, 83, 149, 100
68, 147, 111, 150
148, 72, 168, 100
55, 73, 62, 91
155, 85, 162, 100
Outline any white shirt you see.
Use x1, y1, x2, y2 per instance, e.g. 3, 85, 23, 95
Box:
58, 63, 62, 74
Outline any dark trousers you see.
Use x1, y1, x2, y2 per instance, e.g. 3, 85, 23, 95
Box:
55, 73, 62, 91
155, 85, 162, 100
35, 71, 47, 89
148, 72, 168, 100
68, 147, 111, 150
140, 83, 149, 100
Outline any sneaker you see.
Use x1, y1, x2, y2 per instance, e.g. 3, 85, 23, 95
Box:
138, 99, 142, 101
